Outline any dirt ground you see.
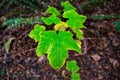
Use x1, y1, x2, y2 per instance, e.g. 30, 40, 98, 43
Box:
0, 1, 120, 80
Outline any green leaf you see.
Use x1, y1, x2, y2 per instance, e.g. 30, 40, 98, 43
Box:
63, 10, 87, 28
48, 40, 68, 69
66, 60, 80, 80
66, 60, 79, 72
42, 14, 61, 25
61, 1, 76, 11
114, 21, 120, 31
114, 26, 120, 31
36, 31, 57, 57
72, 73, 81, 80
36, 31, 80, 69
72, 28, 84, 39
57, 31, 80, 52
46, 6, 60, 16
28, 24, 45, 42
75, 40, 82, 53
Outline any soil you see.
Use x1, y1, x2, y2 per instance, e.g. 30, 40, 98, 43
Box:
0, 1, 120, 80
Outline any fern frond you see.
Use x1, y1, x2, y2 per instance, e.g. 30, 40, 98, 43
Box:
2, 16, 43, 29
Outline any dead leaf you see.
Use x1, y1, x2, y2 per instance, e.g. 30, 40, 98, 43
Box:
109, 58, 119, 69
91, 54, 101, 61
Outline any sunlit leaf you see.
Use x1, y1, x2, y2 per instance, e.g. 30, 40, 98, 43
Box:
72, 28, 84, 39
36, 31, 56, 56
61, 1, 76, 11
66, 60, 79, 72
46, 6, 60, 16
58, 31, 80, 52
48, 40, 68, 69
42, 14, 61, 25
28, 24, 45, 42
36, 31, 80, 69
75, 40, 82, 53
63, 10, 87, 28
72, 73, 81, 80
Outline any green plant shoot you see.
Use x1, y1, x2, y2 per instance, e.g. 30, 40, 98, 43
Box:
66, 60, 81, 80
29, 1, 87, 70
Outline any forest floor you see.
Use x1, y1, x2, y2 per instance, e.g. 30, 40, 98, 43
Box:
0, 1, 120, 80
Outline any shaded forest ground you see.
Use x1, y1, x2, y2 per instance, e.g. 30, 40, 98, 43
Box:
0, 0, 120, 80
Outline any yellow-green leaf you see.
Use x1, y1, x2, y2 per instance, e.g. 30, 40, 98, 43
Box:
42, 14, 61, 25
28, 24, 45, 42
54, 21, 68, 31
72, 28, 84, 39
36, 31, 80, 69
63, 10, 87, 28
72, 73, 81, 80
46, 6, 60, 16
36, 31, 56, 57
61, 1, 76, 11
66, 60, 79, 72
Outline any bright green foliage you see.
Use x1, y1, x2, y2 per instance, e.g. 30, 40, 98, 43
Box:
36, 31, 57, 57
63, 10, 86, 28
42, 6, 61, 25
42, 14, 61, 25
56, 31, 80, 52
76, 40, 82, 53
61, 1, 76, 11
28, 24, 45, 42
46, 6, 60, 16
72, 73, 81, 80
29, 1, 86, 71
36, 30, 80, 69
66, 60, 80, 80
114, 21, 120, 31
66, 60, 79, 73
72, 28, 84, 39
48, 42, 68, 69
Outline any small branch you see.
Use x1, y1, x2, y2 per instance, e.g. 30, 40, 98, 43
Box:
82, 37, 106, 40
83, 39, 87, 55
21, 48, 36, 53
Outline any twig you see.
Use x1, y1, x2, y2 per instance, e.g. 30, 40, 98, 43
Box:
21, 48, 36, 53
82, 37, 105, 40
83, 39, 87, 55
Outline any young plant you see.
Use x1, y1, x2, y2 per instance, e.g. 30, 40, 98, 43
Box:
29, 1, 86, 78
66, 60, 80, 80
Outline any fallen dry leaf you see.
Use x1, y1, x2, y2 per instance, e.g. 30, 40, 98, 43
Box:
109, 58, 119, 69
92, 54, 101, 62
